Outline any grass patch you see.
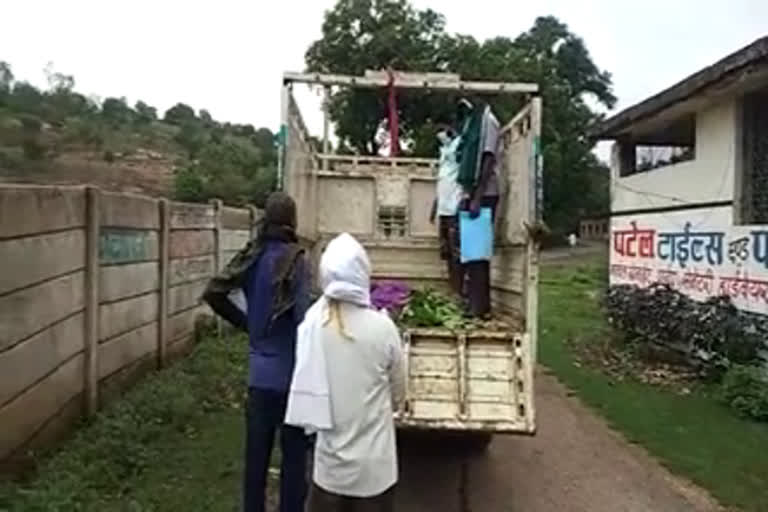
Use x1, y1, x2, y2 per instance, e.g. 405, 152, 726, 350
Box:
539, 257, 768, 511
0, 333, 259, 512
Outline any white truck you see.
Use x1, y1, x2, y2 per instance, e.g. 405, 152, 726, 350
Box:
279, 70, 542, 446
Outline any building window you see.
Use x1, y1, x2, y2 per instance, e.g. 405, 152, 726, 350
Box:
740, 90, 768, 224
618, 115, 696, 177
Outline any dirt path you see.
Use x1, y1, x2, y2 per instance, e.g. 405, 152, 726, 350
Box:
393, 369, 722, 512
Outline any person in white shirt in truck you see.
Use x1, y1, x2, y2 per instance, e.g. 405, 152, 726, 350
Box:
430, 125, 464, 296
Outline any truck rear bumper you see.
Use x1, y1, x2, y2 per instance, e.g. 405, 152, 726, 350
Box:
394, 414, 536, 435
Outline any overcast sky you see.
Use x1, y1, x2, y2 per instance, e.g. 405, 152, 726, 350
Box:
2, 0, 766, 144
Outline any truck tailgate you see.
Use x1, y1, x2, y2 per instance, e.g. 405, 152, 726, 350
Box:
395, 327, 535, 434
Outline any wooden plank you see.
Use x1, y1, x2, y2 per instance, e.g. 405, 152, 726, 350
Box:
170, 202, 215, 229
0, 314, 84, 407
0, 354, 84, 460
490, 246, 526, 294
283, 71, 539, 94
169, 280, 206, 314
365, 69, 459, 82
98, 293, 158, 342
168, 306, 206, 342
98, 322, 158, 379
221, 229, 250, 252
99, 229, 159, 264
170, 255, 215, 286
169, 230, 215, 259
0, 185, 85, 239
99, 262, 159, 303
221, 207, 251, 229
0, 272, 85, 352
99, 191, 159, 229
0, 230, 85, 295
366, 244, 444, 280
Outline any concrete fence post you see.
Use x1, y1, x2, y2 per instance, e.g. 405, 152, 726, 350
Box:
211, 199, 223, 337
83, 186, 101, 417
157, 199, 170, 368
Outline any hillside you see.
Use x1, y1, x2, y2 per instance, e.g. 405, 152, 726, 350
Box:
0, 118, 179, 197
0, 62, 277, 205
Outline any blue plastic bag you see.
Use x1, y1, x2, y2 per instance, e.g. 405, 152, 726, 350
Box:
459, 208, 493, 263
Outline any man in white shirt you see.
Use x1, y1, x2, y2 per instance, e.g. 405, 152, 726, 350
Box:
299, 234, 406, 511
430, 126, 464, 295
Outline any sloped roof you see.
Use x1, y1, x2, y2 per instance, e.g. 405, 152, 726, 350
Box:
591, 36, 768, 139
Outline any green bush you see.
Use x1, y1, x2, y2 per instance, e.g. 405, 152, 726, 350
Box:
18, 114, 42, 133
173, 165, 206, 202
604, 284, 766, 376
21, 138, 46, 160
719, 364, 768, 422
172, 138, 276, 207
0, 149, 23, 170
0, 335, 246, 511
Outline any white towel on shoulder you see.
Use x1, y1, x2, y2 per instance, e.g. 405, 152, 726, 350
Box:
285, 233, 371, 434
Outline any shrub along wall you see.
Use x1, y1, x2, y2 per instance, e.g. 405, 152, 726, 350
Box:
605, 283, 768, 373
605, 283, 768, 422
0, 185, 260, 472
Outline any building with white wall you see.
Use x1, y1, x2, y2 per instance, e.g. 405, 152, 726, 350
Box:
592, 36, 768, 315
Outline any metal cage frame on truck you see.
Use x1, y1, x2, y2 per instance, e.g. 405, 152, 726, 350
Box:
279, 70, 542, 435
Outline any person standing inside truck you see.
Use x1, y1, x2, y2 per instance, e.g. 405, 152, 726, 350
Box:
430, 125, 464, 295
456, 98, 501, 318
202, 191, 310, 512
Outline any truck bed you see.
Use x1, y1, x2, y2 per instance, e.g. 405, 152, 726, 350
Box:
281, 77, 542, 436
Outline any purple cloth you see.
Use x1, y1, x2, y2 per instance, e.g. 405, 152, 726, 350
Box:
244, 241, 310, 391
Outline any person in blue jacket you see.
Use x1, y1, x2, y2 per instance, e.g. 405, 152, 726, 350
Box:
203, 191, 310, 512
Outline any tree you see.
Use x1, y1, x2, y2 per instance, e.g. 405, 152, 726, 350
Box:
306, 3, 615, 230
101, 97, 134, 125
173, 138, 276, 206
8, 82, 44, 115
306, 0, 451, 154
0, 61, 13, 105
198, 109, 214, 125
164, 103, 196, 125
174, 121, 208, 158
0, 61, 12, 88
44, 62, 74, 94
134, 100, 157, 124
509, 16, 615, 229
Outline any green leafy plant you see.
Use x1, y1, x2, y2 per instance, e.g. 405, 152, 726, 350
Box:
719, 364, 768, 422
399, 288, 465, 330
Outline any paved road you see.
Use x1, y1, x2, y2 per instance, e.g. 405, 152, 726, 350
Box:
393, 369, 722, 512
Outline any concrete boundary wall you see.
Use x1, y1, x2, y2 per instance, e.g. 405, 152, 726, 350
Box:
0, 185, 261, 471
